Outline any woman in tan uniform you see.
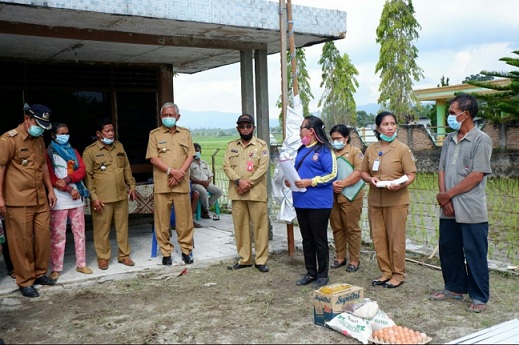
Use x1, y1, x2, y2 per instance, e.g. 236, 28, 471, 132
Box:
329, 124, 365, 273
361, 112, 416, 289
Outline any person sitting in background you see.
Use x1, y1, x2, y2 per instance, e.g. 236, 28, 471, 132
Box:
46, 122, 92, 281
191, 187, 202, 228
190, 143, 222, 220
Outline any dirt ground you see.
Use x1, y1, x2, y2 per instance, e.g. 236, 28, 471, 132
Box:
1, 247, 518, 344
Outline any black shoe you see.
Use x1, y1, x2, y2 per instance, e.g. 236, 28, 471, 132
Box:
162, 256, 172, 266
314, 277, 329, 288
34, 275, 56, 286
201, 213, 211, 219
182, 252, 194, 264
227, 263, 252, 270
255, 264, 269, 273
330, 260, 346, 269
346, 262, 360, 273
19, 285, 39, 298
383, 281, 405, 289
372, 279, 390, 286
296, 274, 316, 286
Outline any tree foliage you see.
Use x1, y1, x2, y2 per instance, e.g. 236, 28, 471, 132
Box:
465, 50, 519, 122
463, 74, 494, 83
356, 110, 376, 127
437, 75, 450, 87
276, 48, 314, 124
317, 41, 359, 130
375, 0, 424, 123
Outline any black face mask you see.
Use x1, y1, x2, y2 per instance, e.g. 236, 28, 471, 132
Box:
239, 132, 253, 141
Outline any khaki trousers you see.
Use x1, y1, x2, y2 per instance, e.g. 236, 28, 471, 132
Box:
231, 200, 269, 265
5, 204, 51, 288
92, 199, 131, 262
154, 192, 194, 256
329, 197, 363, 263
368, 204, 408, 282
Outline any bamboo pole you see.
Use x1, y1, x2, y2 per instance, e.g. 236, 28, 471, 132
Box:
279, 0, 295, 256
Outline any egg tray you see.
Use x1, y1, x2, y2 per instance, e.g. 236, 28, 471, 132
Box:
368, 335, 432, 344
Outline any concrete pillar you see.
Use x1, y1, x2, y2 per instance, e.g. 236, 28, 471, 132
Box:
240, 50, 254, 117
254, 49, 269, 144
254, 48, 273, 240
158, 64, 174, 122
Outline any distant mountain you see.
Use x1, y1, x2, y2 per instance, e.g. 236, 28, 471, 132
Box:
357, 103, 380, 115
180, 110, 240, 129
180, 104, 379, 129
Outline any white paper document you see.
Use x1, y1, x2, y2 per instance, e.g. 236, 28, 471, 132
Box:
279, 159, 307, 192
376, 175, 409, 188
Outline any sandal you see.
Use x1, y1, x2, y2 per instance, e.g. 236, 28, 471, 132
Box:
466, 301, 487, 313
429, 289, 463, 301
212, 214, 220, 221
346, 262, 360, 273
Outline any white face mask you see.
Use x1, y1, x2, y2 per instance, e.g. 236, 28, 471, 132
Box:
331, 140, 345, 150
447, 111, 465, 131
101, 136, 114, 145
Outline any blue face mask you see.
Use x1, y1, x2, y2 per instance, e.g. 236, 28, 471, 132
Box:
447, 111, 465, 131
331, 141, 345, 150
101, 137, 114, 145
162, 117, 176, 128
194, 152, 201, 159
380, 133, 397, 142
28, 125, 44, 137
55, 134, 70, 145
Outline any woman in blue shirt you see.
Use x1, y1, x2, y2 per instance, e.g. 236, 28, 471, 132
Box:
286, 115, 337, 287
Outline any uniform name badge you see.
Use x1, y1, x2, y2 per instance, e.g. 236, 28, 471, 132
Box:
372, 159, 380, 171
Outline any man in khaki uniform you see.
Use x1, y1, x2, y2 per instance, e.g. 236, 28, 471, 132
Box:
0, 104, 57, 298
146, 102, 195, 266
83, 118, 136, 270
223, 114, 270, 273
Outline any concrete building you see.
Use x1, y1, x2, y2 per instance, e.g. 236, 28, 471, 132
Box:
0, 0, 347, 182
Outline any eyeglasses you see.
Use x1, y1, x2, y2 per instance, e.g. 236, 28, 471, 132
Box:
300, 126, 310, 131
238, 124, 253, 129
331, 137, 344, 141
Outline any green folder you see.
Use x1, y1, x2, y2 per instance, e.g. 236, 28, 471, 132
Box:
336, 156, 365, 201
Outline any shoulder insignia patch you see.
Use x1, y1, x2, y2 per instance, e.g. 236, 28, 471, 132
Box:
7, 130, 18, 137
409, 149, 415, 161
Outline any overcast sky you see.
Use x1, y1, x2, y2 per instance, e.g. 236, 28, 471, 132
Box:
174, 0, 519, 126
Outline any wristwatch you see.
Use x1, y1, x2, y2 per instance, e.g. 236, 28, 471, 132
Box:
235, 179, 240, 186
166, 167, 171, 175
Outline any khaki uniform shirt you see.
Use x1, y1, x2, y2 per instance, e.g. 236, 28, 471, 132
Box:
0, 124, 48, 206
83, 140, 136, 203
145, 125, 195, 194
361, 139, 416, 207
335, 144, 365, 203
223, 137, 269, 202
190, 159, 213, 181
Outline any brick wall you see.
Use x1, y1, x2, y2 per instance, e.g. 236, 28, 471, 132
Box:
348, 123, 519, 178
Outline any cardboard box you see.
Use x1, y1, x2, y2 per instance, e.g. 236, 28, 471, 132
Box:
313, 283, 364, 327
